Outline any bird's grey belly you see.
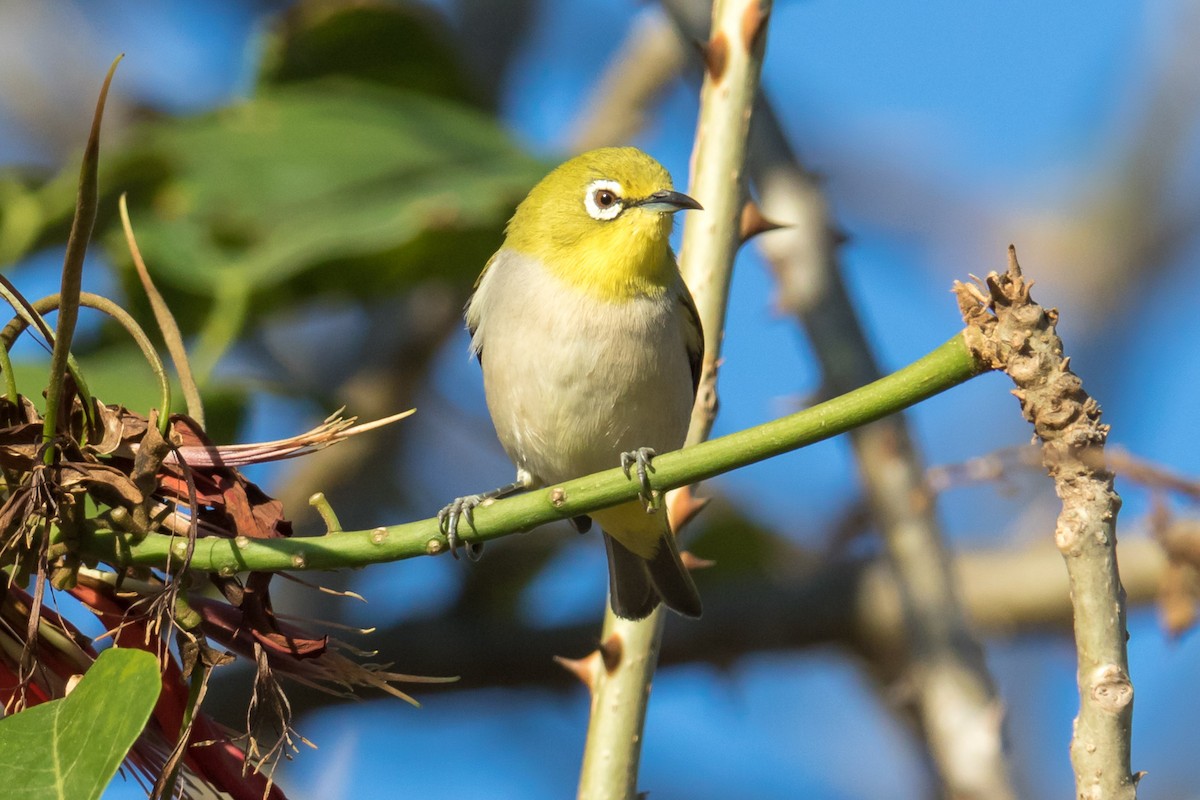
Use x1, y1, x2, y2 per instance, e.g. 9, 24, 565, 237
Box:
479, 292, 693, 486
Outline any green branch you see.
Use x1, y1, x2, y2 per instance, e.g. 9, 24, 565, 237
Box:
81, 335, 983, 574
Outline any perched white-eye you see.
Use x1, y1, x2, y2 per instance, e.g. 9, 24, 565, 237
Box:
441, 146, 703, 620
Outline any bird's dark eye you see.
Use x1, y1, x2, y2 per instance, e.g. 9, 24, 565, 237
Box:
595, 189, 617, 208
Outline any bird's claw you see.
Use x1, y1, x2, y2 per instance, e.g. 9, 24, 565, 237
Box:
437, 495, 485, 561
620, 447, 657, 509
436, 479, 529, 561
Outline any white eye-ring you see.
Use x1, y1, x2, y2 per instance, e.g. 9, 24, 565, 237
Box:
584, 179, 624, 221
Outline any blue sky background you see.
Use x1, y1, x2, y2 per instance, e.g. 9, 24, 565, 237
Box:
3, 1, 1199, 798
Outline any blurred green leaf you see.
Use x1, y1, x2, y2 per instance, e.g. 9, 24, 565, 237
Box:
0, 174, 50, 265
688, 501, 795, 576
0, 647, 161, 800
111, 80, 543, 306
260, 5, 478, 104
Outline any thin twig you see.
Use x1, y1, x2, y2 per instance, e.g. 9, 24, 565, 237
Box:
928, 445, 1200, 502
1108, 448, 1200, 502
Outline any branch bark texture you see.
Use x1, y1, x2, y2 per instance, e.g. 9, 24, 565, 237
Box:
956, 247, 1136, 800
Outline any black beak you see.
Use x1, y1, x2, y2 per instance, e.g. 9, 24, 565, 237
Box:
633, 190, 703, 213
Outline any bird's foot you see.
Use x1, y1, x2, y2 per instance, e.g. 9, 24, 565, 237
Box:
436, 479, 530, 560
437, 495, 486, 561
620, 447, 658, 510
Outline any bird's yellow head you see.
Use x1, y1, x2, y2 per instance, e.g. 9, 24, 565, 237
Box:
502, 147, 701, 301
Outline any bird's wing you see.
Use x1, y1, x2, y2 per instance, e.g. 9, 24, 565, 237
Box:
678, 283, 705, 396
466, 250, 502, 364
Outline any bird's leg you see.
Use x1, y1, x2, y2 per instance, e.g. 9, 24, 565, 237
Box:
437, 479, 528, 560
620, 447, 658, 511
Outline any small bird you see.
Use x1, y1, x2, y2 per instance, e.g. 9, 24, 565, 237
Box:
440, 147, 704, 620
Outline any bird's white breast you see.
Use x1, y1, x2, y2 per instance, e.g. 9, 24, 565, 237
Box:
468, 249, 696, 486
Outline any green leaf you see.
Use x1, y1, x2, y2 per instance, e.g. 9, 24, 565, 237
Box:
143, 83, 535, 274
259, 5, 478, 104
0, 647, 161, 800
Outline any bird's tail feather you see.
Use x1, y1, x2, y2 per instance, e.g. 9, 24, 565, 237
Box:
604, 534, 658, 620
647, 526, 702, 618
603, 532, 702, 621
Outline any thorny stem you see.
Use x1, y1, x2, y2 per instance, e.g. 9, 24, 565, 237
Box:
80, 335, 982, 573
574, 611, 665, 800
955, 246, 1136, 799
675, 4, 771, 446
